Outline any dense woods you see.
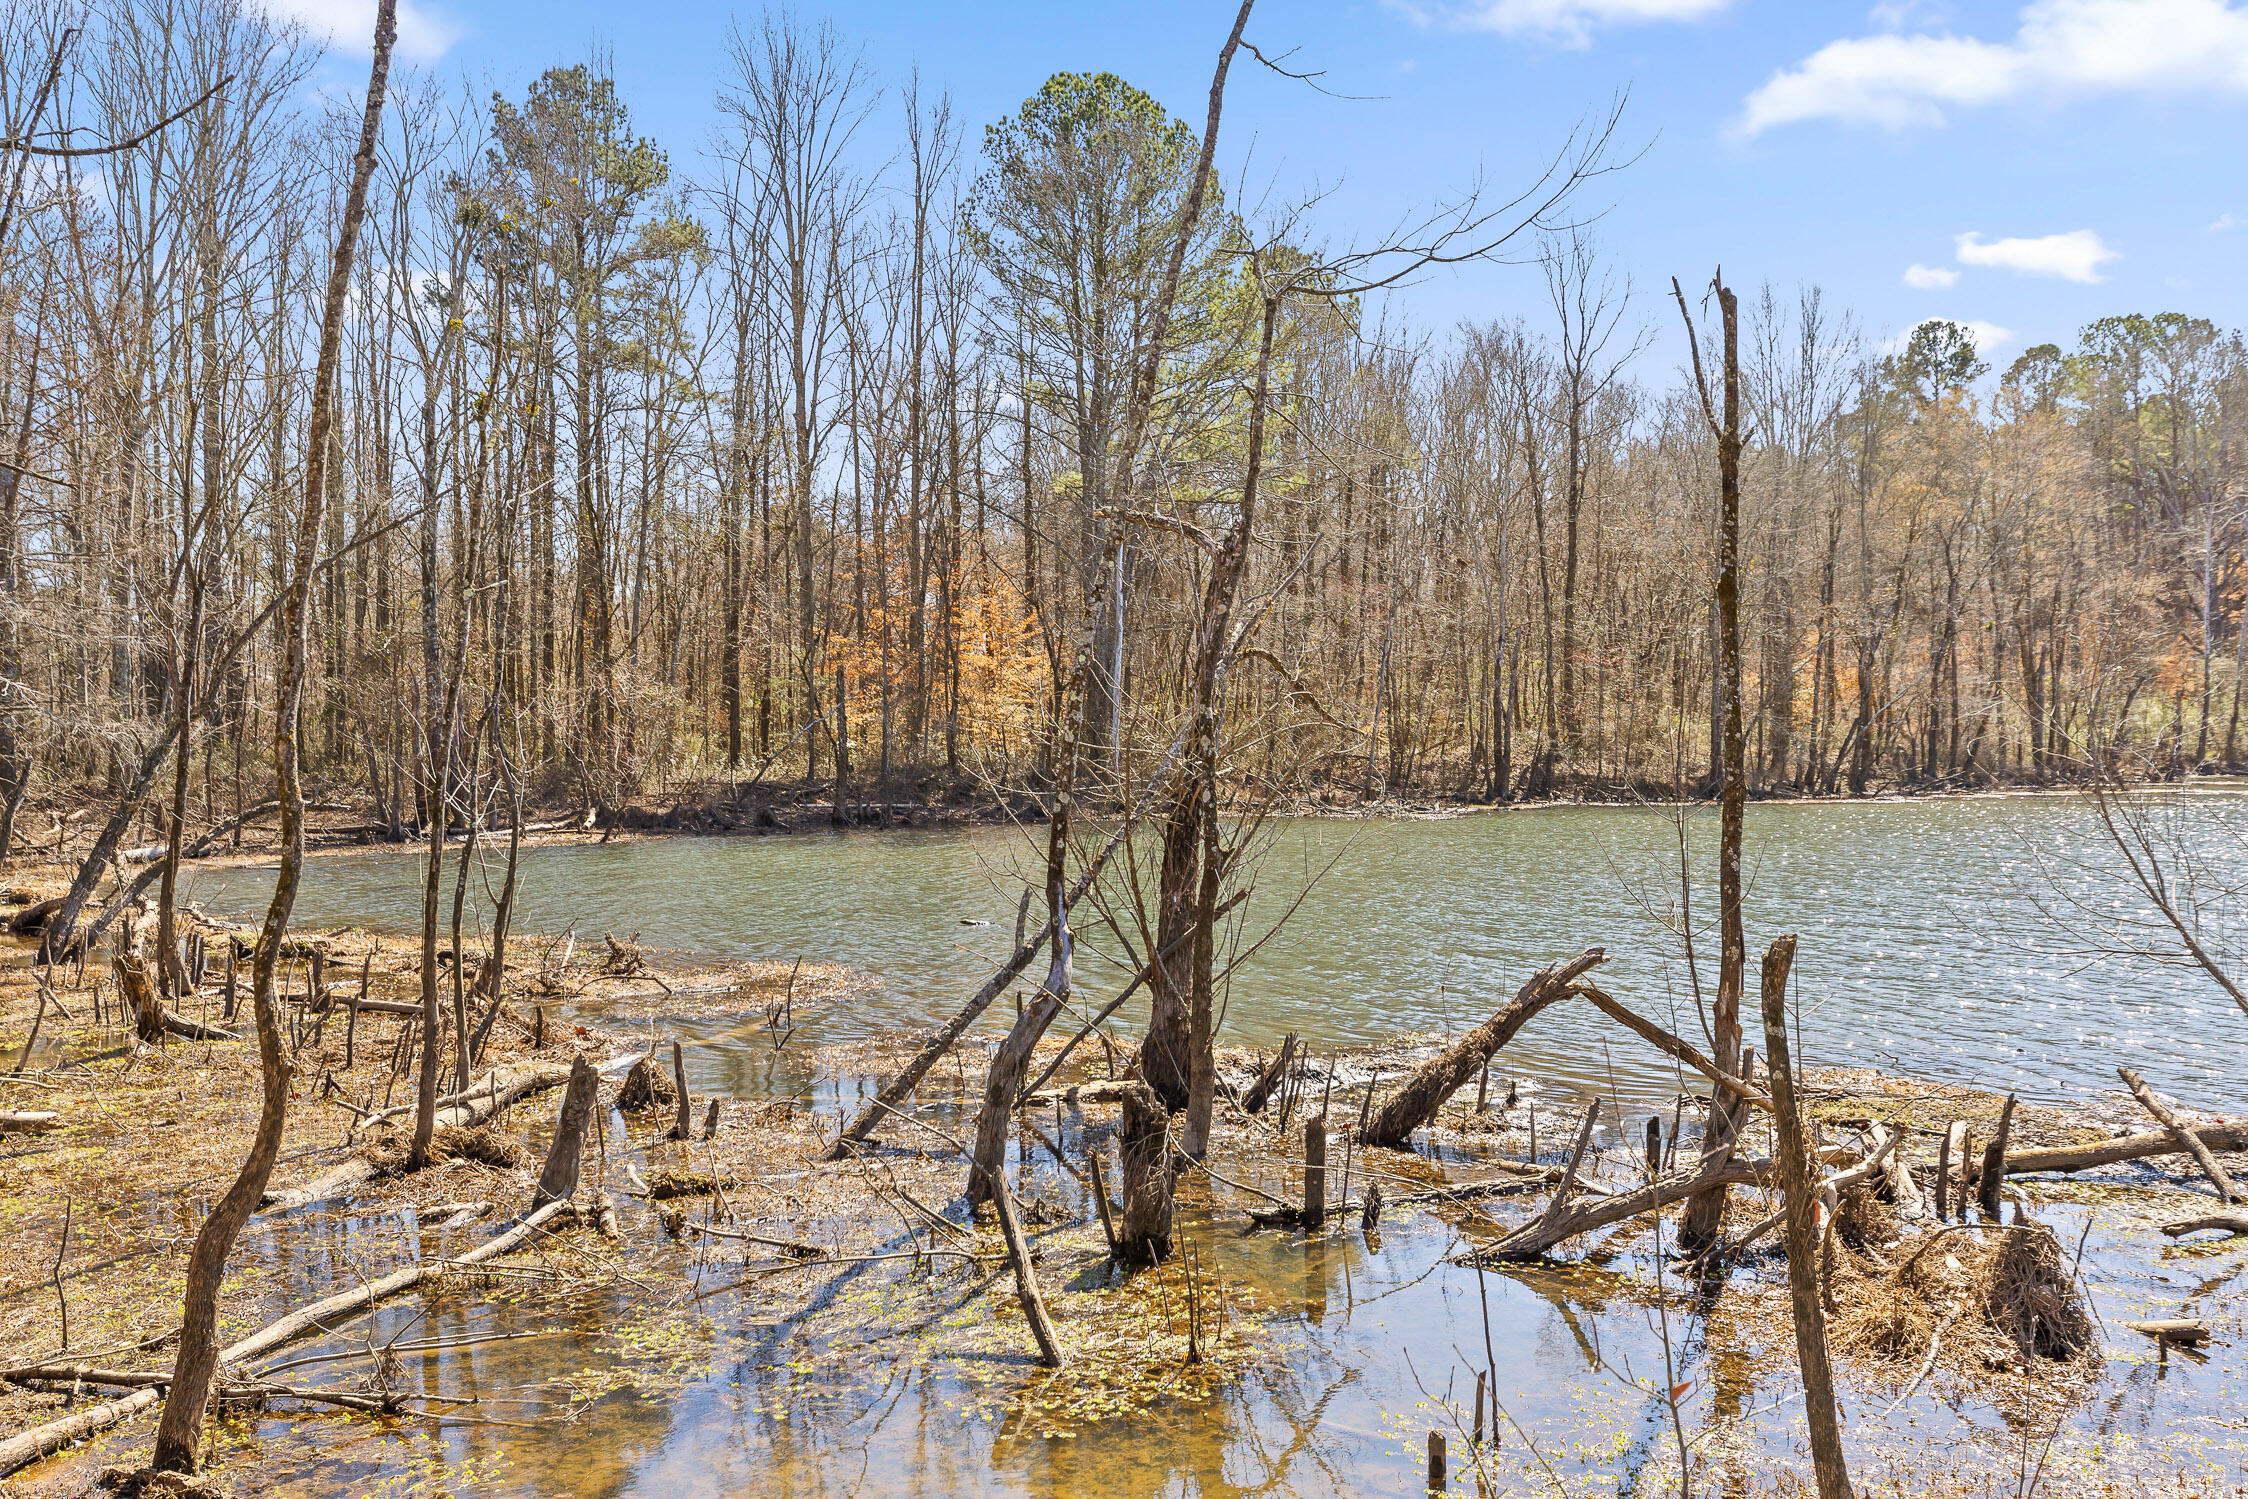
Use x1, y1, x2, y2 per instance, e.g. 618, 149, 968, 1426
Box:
3, 0, 2245, 870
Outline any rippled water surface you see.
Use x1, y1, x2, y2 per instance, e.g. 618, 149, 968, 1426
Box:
183, 790, 2248, 1111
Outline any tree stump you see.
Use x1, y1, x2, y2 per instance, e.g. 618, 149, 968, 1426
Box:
532, 1055, 599, 1210
1115, 1082, 1174, 1264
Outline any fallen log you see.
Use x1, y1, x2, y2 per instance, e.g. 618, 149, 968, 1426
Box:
2160, 1214, 2248, 1239
1362, 948, 1608, 1149
0, 1196, 574, 1476
2119, 1066, 2244, 1204
1471, 1156, 1774, 1262
1385, 1163, 1560, 1205
345, 1052, 636, 1144
2001, 1124, 2248, 1176
310, 995, 422, 1017
432, 1200, 493, 1230
1579, 986, 1773, 1111
0, 1365, 167, 1390
0, 1111, 59, 1134
687, 1222, 826, 1258
264, 1059, 596, 1211
2122, 1318, 2210, 1347
1019, 1079, 1143, 1109
155, 1009, 238, 1043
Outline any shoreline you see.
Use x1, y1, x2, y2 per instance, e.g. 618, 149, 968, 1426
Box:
14, 767, 2244, 884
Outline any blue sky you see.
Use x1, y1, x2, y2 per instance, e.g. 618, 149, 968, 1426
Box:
298, 0, 2248, 368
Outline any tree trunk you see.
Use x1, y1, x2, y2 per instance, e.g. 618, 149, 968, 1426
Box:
1362, 948, 1606, 1149
1676, 270, 1749, 1254
1758, 933, 1853, 1499
151, 6, 396, 1471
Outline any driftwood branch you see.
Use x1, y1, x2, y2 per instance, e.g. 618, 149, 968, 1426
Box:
1471, 1155, 1773, 1262
2118, 1065, 2243, 1204
1579, 984, 1772, 1110
2001, 1123, 2248, 1175
2161, 1214, 2248, 1239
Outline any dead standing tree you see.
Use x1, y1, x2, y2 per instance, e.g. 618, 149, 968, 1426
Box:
1672, 267, 1752, 1255
1757, 933, 1854, 1499
149, 1, 396, 1474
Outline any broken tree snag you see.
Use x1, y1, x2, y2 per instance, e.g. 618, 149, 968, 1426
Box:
1361, 947, 1607, 1149
968, 894, 1076, 1210
967, 989, 1065, 1210
1303, 1116, 1327, 1230
1115, 1082, 1174, 1265
1978, 1093, 2017, 1221
1936, 1121, 1966, 1222
1578, 985, 1772, 1111
1953, 1124, 1979, 1220
1756, 933, 1852, 1499
533, 1054, 599, 1210
1677, 1043, 1755, 1259
2162, 1214, 2248, 1239
113, 923, 164, 1043
2119, 1065, 2243, 1204
615, 1052, 677, 1114
1241, 1031, 1298, 1115
1869, 1122, 1927, 1220
667, 1040, 694, 1142
982, 1160, 1065, 1369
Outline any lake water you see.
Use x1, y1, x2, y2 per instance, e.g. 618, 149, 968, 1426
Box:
55, 788, 2244, 1499
182, 788, 2248, 1114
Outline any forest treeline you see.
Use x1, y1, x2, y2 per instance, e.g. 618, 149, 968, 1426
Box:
2, 0, 2245, 859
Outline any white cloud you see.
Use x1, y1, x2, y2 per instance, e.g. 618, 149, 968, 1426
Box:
1883, 318, 2014, 355
2212, 212, 2244, 230
1903, 263, 1961, 288
1954, 228, 2119, 281
1739, 0, 2248, 133
261, 0, 458, 63
1963, 319, 2015, 352
1418, 0, 1733, 44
